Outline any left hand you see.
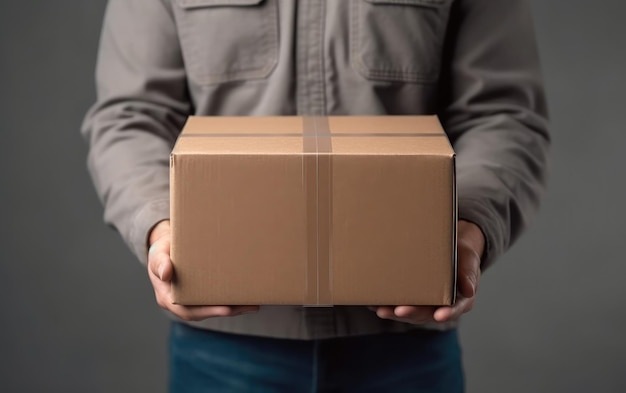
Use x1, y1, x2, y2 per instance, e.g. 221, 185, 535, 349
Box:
370, 219, 485, 324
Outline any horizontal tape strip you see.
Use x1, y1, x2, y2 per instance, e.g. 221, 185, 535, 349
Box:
181, 133, 444, 138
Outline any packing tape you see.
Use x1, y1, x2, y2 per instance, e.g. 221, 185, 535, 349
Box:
302, 116, 332, 306
182, 132, 443, 138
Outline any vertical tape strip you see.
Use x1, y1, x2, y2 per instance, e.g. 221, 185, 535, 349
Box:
314, 117, 333, 305
302, 116, 333, 305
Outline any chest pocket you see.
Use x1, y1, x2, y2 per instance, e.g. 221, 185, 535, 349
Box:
173, 0, 279, 85
351, 0, 450, 84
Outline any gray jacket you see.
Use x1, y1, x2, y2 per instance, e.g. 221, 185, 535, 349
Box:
82, 0, 550, 339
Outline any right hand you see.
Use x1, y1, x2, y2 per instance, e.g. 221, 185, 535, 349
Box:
147, 220, 260, 321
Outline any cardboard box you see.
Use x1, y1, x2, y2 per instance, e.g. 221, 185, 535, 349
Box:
170, 116, 456, 306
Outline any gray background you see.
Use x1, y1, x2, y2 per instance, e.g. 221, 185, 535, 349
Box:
1, 1, 623, 392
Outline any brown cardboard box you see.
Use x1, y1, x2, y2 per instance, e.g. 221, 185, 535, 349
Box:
170, 116, 456, 306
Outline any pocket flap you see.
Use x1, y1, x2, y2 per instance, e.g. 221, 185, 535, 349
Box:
365, 0, 446, 7
176, 0, 264, 9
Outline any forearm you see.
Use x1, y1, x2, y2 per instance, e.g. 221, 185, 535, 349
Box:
439, 0, 550, 268
81, 0, 190, 263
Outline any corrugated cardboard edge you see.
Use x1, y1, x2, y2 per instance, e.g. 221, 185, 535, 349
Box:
452, 154, 458, 305
440, 117, 458, 306
169, 117, 191, 300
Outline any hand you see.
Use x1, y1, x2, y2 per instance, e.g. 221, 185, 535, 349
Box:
370, 220, 484, 324
147, 220, 260, 321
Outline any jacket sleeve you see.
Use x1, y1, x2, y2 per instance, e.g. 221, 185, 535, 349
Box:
81, 0, 190, 264
438, 0, 550, 269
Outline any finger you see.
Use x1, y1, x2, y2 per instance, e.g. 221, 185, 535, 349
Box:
433, 296, 474, 322
149, 277, 230, 321
457, 243, 481, 298
169, 305, 234, 321
158, 253, 174, 282
457, 220, 484, 298
148, 250, 171, 281
393, 305, 436, 320
375, 306, 396, 319
433, 305, 453, 322
373, 306, 436, 325
148, 241, 172, 281
169, 305, 260, 322
148, 266, 175, 310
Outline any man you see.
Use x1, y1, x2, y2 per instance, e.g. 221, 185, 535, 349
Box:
82, 0, 549, 391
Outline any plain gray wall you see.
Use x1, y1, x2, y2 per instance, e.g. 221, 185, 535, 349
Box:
1, 1, 624, 392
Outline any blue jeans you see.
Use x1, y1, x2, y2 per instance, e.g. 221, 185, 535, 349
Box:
169, 322, 464, 392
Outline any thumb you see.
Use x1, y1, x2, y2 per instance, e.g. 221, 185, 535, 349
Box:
457, 245, 480, 298
148, 241, 172, 282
